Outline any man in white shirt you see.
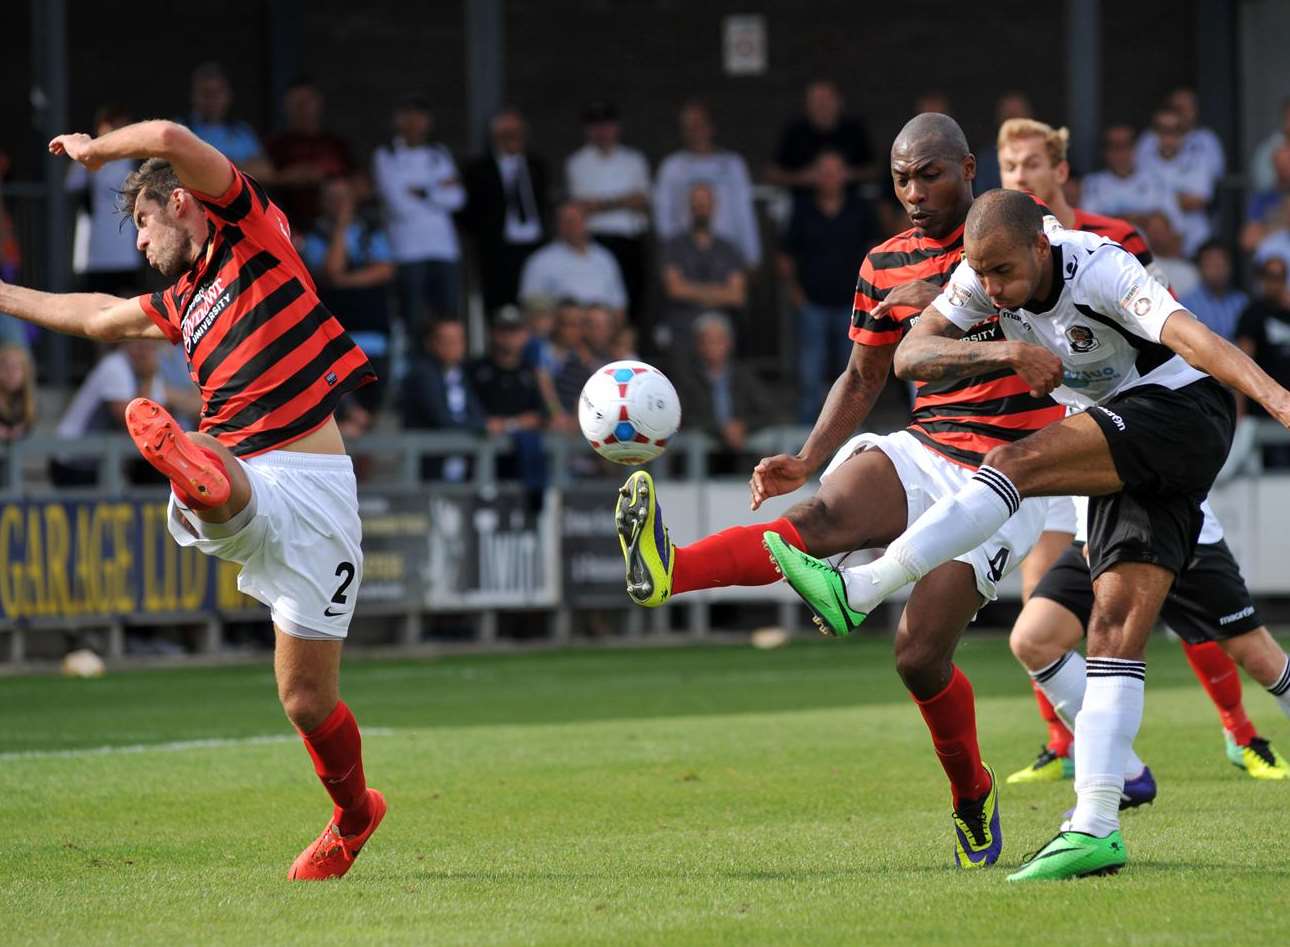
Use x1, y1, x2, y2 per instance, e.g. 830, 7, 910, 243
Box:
519, 202, 626, 319
1136, 107, 1215, 255
1080, 125, 1184, 237
566, 101, 650, 319
373, 95, 466, 340
1249, 97, 1290, 195
653, 100, 761, 267
1135, 88, 1225, 190
66, 105, 142, 296
767, 192, 1290, 881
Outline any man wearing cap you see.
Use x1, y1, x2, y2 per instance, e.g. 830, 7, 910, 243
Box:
565, 101, 651, 322
373, 94, 466, 343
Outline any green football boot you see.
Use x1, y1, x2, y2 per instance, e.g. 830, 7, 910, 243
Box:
1225, 731, 1246, 769
616, 470, 674, 607
762, 531, 866, 637
1007, 830, 1127, 882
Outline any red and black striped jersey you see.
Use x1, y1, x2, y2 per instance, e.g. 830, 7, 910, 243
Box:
137, 164, 375, 457
851, 223, 1065, 469
1071, 208, 1153, 266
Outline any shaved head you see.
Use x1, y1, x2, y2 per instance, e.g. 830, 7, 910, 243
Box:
892, 112, 970, 162
966, 188, 1045, 248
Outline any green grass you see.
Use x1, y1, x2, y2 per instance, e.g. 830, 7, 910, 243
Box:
3, 636, 1289, 946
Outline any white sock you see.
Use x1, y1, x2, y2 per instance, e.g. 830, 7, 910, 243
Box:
1268, 656, 1290, 718
1032, 651, 1086, 729
1070, 659, 1145, 837
841, 465, 1020, 612
1032, 651, 1146, 777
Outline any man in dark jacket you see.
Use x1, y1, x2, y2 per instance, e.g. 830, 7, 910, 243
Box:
461, 107, 550, 312
401, 319, 485, 480
671, 310, 783, 473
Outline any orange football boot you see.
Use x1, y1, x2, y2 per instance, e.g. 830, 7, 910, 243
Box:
287, 788, 387, 881
125, 398, 230, 508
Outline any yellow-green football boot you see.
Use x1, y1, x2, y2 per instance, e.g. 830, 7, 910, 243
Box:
616, 470, 674, 607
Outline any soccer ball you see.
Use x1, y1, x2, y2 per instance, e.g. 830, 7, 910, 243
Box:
578, 360, 681, 465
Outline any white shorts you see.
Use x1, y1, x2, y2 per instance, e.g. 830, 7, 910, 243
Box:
821, 430, 1047, 602
167, 451, 363, 640
1042, 496, 1078, 536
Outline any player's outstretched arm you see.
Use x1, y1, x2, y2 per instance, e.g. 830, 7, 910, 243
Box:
749, 341, 892, 510
0, 280, 164, 342
1161, 310, 1290, 426
50, 120, 233, 198
895, 306, 1063, 398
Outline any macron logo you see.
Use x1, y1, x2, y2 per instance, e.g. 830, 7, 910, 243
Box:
1096, 406, 1126, 431
1219, 605, 1255, 626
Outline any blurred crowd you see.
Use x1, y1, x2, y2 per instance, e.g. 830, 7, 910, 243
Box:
4, 63, 1290, 485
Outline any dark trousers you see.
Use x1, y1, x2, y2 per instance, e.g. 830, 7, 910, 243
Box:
593, 233, 648, 322
479, 240, 540, 315
396, 260, 461, 345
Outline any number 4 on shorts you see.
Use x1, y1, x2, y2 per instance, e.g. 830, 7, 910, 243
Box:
986, 548, 1010, 583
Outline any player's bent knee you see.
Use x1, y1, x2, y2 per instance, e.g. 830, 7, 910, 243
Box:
278, 680, 339, 731
892, 632, 952, 694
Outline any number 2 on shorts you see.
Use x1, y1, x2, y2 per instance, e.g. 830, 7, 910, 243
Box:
332, 562, 356, 605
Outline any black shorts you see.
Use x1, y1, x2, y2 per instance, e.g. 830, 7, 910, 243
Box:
1032, 540, 1262, 644
1084, 378, 1235, 579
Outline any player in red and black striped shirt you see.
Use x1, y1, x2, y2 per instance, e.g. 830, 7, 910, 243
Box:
616, 114, 1061, 866
0, 120, 384, 880
994, 116, 1261, 783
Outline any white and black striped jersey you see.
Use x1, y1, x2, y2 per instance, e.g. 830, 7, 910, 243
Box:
931, 221, 1205, 411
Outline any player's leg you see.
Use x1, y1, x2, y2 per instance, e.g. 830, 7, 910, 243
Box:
278, 630, 387, 880
840, 411, 1121, 617
893, 562, 1001, 868
1007, 596, 1083, 783
1016, 521, 1078, 774
1180, 641, 1257, 758
1218, 628, 1290, 778
124, 398, 244, 513
616, 444, 908, 607
1009, 562, 1173, 882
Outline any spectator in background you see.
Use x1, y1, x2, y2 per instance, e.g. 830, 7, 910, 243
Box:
1250, 97, 1290, 195
1242, 148, 1290, 258
1137, 107, 1214, 255
914, 91, 953, 116
610, 324, 638, 361
0, 344, 35, 442
51, 341, 168, 487
1180, 240, 1247, 340
66, 105, 142, 296
1136, 87, 1225, 189
301, 175, 396, 411
778, 151, 877, 422
653, 100, 761, 267
554, 305, 614, 413
659, 182, 746, 353
565, 100, 650, 320
973, 91, 1033, 193
186, 62, 270, 178
1252, 198, 1290, 270
469, 308, 547, 498
1079, 124, 1183, 233
671, 312, 782, 474
519, 202, 626, 318
373, 96, 465, 343
0, 151, 22, 346
401, 320, 486, 481
463, 107, 550, 313
767, 80, 875, 194
1142, 211, 1198, 297
264, 78, 353, 228
1236, 257, 1290, 467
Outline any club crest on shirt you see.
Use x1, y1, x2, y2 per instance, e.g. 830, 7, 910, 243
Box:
1133, 296, 1152, 316
948, 284, 969, 307
1065, 324, 1101, 353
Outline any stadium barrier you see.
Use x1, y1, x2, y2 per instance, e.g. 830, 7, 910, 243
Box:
1, 420, 1288, 666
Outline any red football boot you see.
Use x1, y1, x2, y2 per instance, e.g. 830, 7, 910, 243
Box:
288, 789, 387, 881
124, 398, 230, 508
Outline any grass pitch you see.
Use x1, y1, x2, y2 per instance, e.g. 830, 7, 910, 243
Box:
3, 636, 1288, 946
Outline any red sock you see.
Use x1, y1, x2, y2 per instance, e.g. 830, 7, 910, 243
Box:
914, 666, 991, 806
671, 517, 804, 595
171, 447, 230, 510
300, 701, 372, 835
1182, 640, 1255, 745
1030, 679, 1073, 757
